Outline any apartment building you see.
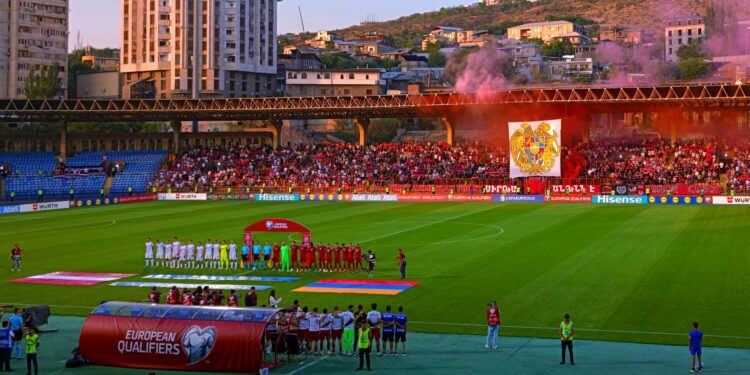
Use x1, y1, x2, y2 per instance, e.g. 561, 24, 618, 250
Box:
285, 68, 382, 97
507, 21, 586, 45
664, 15, 705, 63
121, 0, 280, 99
0, 0, 68, 99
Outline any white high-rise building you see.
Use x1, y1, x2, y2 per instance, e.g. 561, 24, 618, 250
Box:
0, 0, 69, 99
121, 0, 280, 99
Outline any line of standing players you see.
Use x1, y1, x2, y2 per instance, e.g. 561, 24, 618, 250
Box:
268, 303, 407, 360
245, 241, 374, 273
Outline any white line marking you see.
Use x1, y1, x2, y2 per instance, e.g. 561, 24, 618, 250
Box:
357, 205, 499, 244
282, 355, 327, 375
410, 321, 750, 340
286, 220, 504, 246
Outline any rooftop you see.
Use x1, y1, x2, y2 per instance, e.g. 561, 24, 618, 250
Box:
511, 20, 573, 29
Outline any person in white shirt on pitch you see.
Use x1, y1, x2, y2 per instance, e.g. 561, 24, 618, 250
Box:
204, 239, 213, 269
308, 307, 321, 356
155, 240, 165, 268
144, 238, 154, 268
164, 243, 172, 269
196, 241, 205, 269
229, 240, 238, 269
212, 241, 221, 269
186, 240, 195, 269
178, 243, 187, 269
171, 238, 180, 268
320, 308, 332, 354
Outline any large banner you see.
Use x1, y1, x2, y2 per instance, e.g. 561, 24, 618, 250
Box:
79, 315, 265, 373
509, 119, 562, 179
19, 201, 70, 213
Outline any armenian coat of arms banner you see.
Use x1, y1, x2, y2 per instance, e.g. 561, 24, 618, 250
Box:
508, 119, 562, 179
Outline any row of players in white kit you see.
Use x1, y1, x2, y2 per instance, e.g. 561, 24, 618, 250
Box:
144, 238, 240, 269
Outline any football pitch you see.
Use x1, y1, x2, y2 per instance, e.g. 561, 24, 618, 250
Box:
2, 201, 750, 350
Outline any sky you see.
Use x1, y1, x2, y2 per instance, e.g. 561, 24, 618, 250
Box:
69, 0, 472, 50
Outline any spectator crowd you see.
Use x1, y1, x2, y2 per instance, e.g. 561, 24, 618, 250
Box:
151, 140, 750, 194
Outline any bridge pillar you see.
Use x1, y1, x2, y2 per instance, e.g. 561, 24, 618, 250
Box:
267, 120, 283, 148
354, 118, 370, 146
440, 116, 455, 145
59, 121, 67, 163
170, 120, 181, 153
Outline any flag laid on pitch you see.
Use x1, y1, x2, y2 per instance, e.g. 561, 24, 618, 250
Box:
293, 279, 420, 295
508, 119, 562, 179
10, 272, 135, 286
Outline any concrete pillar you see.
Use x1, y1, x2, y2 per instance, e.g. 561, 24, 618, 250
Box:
170, 120, 181, 153
266, 120, 283, 149
440, 116, 455, 146
59, 121, 67, 162
353, 118, 370, 146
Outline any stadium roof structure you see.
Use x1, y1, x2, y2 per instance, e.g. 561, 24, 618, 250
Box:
0, 84, 748, 123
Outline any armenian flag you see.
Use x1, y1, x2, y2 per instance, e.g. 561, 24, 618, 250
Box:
293, 279, 420, 295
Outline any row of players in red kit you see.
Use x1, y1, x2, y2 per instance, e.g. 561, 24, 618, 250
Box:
262, 242, 371, 273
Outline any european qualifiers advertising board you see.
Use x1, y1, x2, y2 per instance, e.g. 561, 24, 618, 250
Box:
79, 303, 277, 373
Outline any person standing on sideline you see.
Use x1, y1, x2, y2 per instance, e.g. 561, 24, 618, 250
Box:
9, 244, 22, 272
356, 320, 372, 371
245, 286, 257, 307
0, 321, 13, 371
241, 242, 250, 270
366, 251, 377, 278
396, 249, 407, 280
485, 301, 501, 349
24, 327, 39, 375
9, 309, 23, 359
559, 313, 575, 365
689, 322, 704, 373
268, 290, 282, 308
394, 306, 408, 355
144, 238, 154, 269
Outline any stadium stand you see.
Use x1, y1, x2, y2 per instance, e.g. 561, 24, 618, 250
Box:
0, 150, 167, 200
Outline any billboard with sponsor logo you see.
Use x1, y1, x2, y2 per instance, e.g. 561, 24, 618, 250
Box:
19, 201, 71, 213
710, 196, 750, 205
0, 205, 20, 215
300, 193, 345, 202
243, 218, 311, 245
350, 194, 399, 202
544, 196, 593, 203
647, 196, 707, 205
397, 194, 451, 202
118, 194, 158, 204
493, 195, 545, 203
592, 195, 648, 205
254, 194, 300, 202
158, 193, 207, 201
79, 303, 275, 373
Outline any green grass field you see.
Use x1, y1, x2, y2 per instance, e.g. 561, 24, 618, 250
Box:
2, 201, 749, 349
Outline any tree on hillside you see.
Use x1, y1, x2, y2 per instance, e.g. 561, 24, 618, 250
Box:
678, 58, 709, 80
541, 39, 575, 58
675, 42, 709, 80
424, 41, 448, 67
25, 64, 62, 99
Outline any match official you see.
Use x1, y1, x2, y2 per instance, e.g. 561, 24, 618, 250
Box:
559, 313, 575, 365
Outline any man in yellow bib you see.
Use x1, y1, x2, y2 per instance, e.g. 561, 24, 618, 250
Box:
357, 321, 372, 371
25, 327, 40, 375
559, 313, 575, 366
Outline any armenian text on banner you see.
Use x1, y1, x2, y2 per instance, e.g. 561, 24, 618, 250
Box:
508, 119, 562, 179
